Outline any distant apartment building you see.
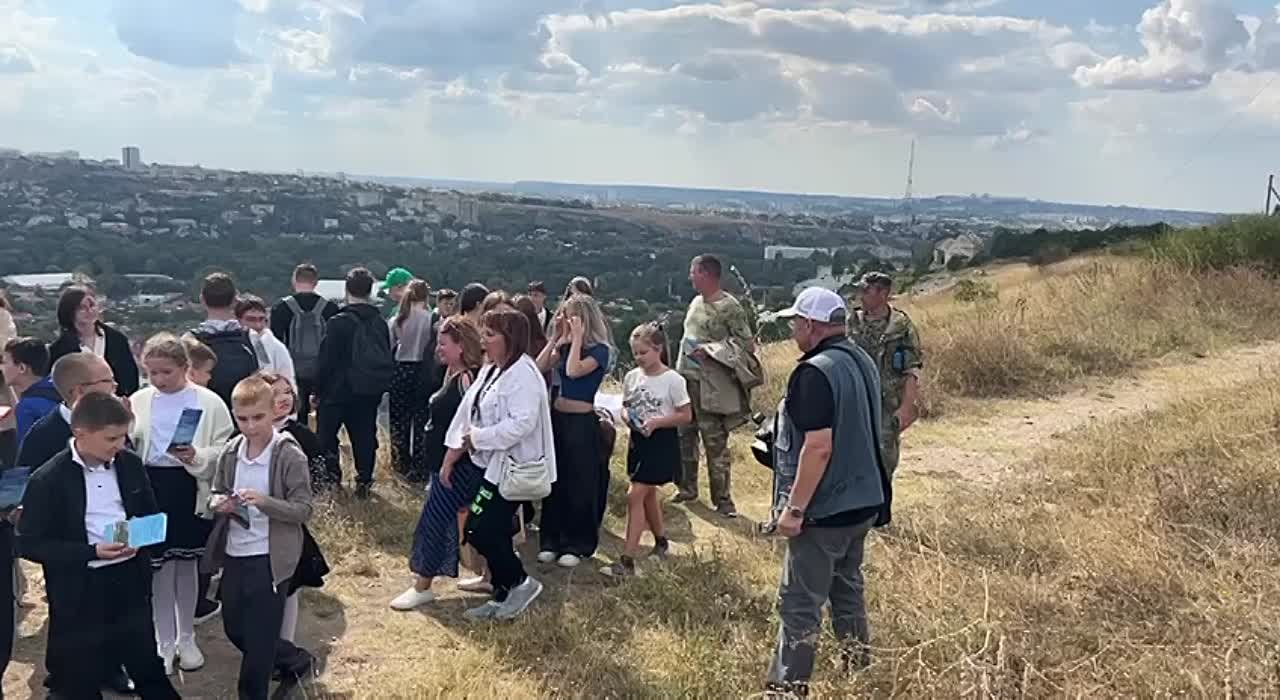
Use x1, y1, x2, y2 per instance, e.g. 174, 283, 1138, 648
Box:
122, 146, 143, 170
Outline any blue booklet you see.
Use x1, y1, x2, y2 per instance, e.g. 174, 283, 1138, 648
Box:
168, 408, 203, 449
0, 468, 30, 510
104, 513, 168, 548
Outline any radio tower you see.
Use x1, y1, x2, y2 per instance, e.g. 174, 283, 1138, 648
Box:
903, 138, 916, 226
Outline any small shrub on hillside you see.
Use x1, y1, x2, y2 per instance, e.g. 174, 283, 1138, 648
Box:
952, 279, 998, 303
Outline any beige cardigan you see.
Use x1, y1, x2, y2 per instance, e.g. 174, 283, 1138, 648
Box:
129, 384, 234, 517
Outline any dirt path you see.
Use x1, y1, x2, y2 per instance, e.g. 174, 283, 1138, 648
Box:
899, 340, 1280, 485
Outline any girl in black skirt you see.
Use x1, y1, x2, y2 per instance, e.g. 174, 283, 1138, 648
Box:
131, 333, 234, 674
601, 323, 692, 578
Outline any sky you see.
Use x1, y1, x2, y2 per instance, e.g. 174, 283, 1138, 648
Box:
3, 0, 1280, 213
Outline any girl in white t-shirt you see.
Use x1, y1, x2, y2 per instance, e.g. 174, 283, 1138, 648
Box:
601, 323, 692, 577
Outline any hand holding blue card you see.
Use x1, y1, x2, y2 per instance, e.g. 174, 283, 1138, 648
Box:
103, 513, 168, 548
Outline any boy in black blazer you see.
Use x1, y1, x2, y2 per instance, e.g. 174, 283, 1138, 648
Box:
18, 393, 179, 700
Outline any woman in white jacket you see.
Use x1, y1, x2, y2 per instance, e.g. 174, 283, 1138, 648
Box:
130, 333, 234, 674
445, 308, 556, 622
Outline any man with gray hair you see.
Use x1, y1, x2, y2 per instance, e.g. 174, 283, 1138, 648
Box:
765, 287, 891, 697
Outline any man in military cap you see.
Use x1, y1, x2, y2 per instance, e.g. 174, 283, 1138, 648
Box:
847, 271, 922, 477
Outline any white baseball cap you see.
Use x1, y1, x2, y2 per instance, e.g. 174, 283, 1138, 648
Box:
777, 287, 847, 323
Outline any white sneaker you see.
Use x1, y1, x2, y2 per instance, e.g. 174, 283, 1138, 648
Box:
177, 636, 205, 671
457, 576, 494, 594
158, 643, 177, 676
557, 554, 581, 568
495, 577, 543, 620
536, 550, 556, 564
390, 586, 436, 611
462, 600, 503, 622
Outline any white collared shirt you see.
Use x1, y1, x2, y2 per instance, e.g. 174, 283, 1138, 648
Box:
58, 403, 72, 424
226, 432, 277, 558
146, 386, 199, 467
80, 329, 106, 358
69, 439, 134, 569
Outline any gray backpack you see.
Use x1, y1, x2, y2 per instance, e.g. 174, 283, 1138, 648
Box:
284, 296, 331, 381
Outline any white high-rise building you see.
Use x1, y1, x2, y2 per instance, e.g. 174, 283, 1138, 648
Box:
122, 146, 142, 170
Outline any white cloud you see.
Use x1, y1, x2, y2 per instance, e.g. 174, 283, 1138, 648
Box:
0, 44, 34, 73
1074, 0, 1250, 91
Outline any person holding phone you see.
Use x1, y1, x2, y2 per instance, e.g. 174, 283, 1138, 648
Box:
130, 333, 233, 675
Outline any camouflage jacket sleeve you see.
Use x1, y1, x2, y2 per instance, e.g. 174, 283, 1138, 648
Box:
900, 313, 924, 377
727, 298, 754, 345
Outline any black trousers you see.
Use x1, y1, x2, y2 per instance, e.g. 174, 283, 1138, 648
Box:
46, 562, 178, 700
464, 481, 525, 602
540, 410, 608, 557
317, 396, 381, 486
296, 378, 317, 425
388, 362, 427, 479
0, 527, 12, 700
222, 555, 309, 700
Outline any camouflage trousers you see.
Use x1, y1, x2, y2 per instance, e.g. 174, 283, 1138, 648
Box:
678, 379, 735, 509
880, 415, 901, 478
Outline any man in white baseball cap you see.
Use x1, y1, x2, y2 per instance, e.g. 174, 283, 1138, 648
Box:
764, 286, 891, 697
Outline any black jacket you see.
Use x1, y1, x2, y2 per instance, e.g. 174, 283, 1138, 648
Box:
270, 292, 340, 347
15, 409, 70, 471
48, 322, 139, 397
315, 302, 382, 405
19, 448, 159, 613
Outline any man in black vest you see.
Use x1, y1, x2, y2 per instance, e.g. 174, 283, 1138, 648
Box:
765, 287, 891, 698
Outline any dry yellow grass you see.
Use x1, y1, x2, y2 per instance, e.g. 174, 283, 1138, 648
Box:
758, 258, 1280, 418
10, 251, 1280, 698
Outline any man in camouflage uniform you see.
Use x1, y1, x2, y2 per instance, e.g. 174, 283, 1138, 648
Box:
848, 272, 922, 477
675, 254, 754, 517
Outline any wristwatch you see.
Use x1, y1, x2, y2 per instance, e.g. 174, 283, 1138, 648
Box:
786, 505, 806, 519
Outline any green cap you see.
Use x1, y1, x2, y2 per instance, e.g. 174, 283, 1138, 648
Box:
383, 267, 413, 289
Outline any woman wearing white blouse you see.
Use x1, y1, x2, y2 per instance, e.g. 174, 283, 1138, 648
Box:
444, 308, 556, 622
130, 334, 234, 675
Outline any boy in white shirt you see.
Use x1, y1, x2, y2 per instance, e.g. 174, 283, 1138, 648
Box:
18, 393, 180, 699
235, 295, 296, 391
203, 377, 314, 699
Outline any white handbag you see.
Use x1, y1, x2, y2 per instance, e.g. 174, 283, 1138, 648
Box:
498, 454, 552, 502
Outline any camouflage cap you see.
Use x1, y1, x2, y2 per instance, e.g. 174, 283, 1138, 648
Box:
855, 271, 894, 289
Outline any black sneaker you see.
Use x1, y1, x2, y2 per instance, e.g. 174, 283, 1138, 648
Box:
599, 556, 636, 578
194, 599, 221, 626
716, 503, 739, 519
672, 492, 698, 504
355, 483, 372, 500
651, 537, 670, 559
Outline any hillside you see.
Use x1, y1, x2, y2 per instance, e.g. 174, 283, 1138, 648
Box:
8, 219, 1280, 698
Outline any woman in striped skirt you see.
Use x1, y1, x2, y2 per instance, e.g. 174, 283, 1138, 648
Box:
390, 317, 486, 610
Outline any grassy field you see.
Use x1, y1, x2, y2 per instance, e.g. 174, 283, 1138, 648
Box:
10, 221, 1280, 698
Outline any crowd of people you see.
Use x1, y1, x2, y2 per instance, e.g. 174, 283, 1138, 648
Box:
0, 251, 924, 699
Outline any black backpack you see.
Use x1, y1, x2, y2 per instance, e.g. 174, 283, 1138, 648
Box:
344, 310, 395, 396
283, 296, 332, 381
191, 327, 260, 409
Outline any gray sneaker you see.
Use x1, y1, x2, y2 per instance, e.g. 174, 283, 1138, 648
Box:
494, 577, 544, 620
463, 600, 503, 622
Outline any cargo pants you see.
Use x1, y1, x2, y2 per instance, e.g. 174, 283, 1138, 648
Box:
678, 378, 735, 510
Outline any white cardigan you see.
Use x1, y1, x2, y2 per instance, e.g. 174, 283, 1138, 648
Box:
129, 384, 234, 517
446, 355, 557, 487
